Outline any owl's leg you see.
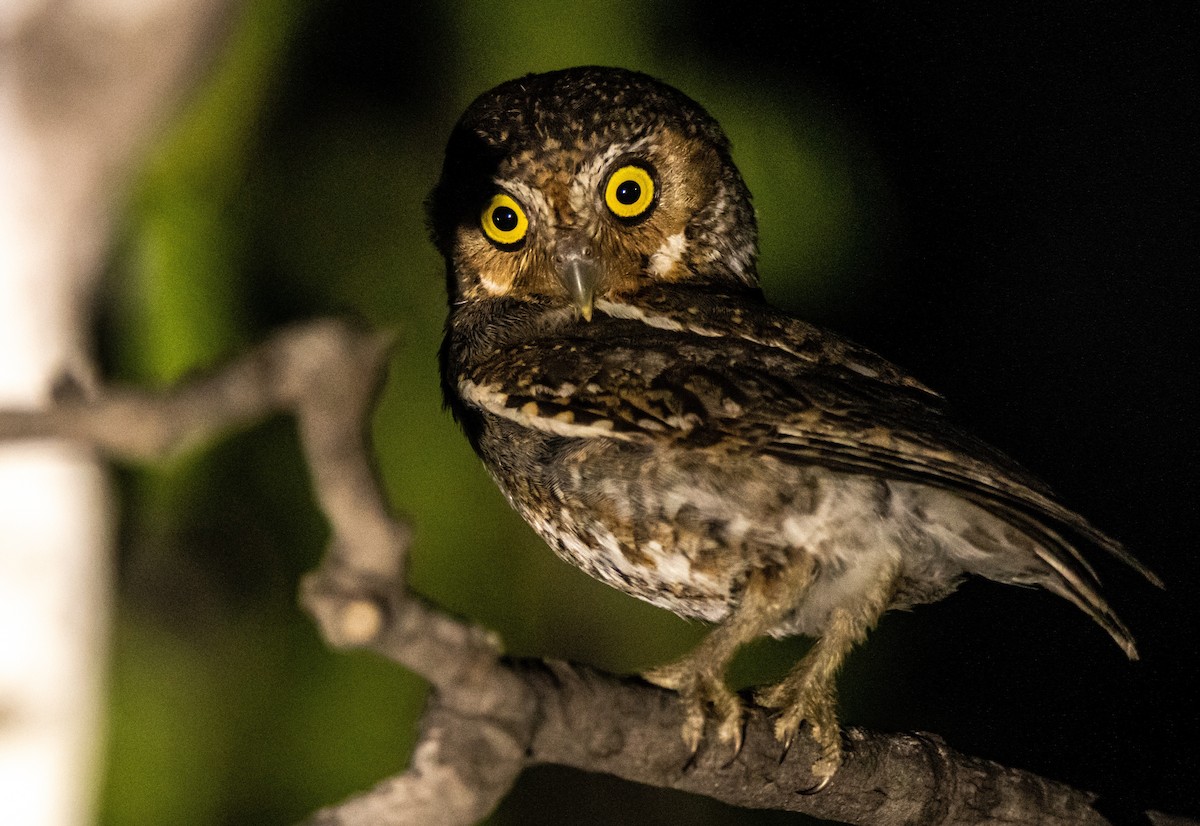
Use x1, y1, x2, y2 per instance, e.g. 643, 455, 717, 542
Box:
755, 560, 900, 789
644, 556, 817, 757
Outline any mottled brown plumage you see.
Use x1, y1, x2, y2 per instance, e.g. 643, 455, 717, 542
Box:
430, 66, 1159, 785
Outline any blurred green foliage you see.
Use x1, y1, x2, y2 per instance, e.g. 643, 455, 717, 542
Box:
100, 2, 889, 823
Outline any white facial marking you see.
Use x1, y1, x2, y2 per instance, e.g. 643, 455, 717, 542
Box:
478, 270, 512, 295
648, 231, 688, 277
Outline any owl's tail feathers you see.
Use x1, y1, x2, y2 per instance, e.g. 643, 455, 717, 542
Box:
994, 504, 1151, 660
1062, 510, 1165, 591
1040, 576, 1139, 660
1032, 544, 1140, 660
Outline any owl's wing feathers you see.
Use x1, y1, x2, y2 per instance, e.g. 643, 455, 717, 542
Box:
461, 313, 1160, 610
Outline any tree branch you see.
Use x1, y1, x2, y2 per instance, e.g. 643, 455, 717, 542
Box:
0, 319, 1187, 826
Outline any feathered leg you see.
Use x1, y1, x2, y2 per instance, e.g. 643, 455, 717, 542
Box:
644, 555, 817, 757
756, 558, 900, 787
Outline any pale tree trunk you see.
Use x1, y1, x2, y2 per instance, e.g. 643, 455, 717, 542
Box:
0, 1, 234, 823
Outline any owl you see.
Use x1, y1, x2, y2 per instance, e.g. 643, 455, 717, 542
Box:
428, 66, 1158, 787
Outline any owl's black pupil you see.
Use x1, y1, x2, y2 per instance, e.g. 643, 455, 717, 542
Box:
615, 180, 641, 205
491, 206, 519, 232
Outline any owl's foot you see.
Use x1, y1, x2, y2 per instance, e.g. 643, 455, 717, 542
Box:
755, 677, 842, 789
643, 564, 824, 761
644, 660, 745, 756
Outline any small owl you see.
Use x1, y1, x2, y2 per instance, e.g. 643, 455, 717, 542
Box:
429, 66, 1158, 786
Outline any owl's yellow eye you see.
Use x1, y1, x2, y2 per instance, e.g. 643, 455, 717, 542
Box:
480, 193, 529, 246
603, 164, 655, 220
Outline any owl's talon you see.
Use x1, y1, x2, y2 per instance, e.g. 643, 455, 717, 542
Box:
796, 771, 834, 796
717, 712, 746, 763
778, 723, 796, 760
776, 738, 795, 768
758, 676, 844, 784
680, 705, 705, 756
644, 663, 744, 761
805, 744, 841, 792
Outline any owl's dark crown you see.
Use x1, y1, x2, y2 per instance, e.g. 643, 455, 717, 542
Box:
428, 67, 759, 309
456, 66, 731, 158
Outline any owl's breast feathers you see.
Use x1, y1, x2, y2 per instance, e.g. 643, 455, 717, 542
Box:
442, 283, 1159, 642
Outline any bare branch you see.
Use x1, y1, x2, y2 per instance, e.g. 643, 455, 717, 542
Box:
300, 696, 528, 826
1, 319, 1188, 826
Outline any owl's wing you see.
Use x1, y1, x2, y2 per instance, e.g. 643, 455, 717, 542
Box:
459, 317, 1160, 603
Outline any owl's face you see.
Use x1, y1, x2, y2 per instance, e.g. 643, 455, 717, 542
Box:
429, 67, 759, 319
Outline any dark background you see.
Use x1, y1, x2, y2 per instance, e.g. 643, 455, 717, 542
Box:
100, 4, 1197, 824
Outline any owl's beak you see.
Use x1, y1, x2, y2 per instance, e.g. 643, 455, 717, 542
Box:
554, 240, 599, 322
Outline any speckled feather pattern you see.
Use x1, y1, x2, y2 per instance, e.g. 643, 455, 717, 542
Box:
430, 66, 1156, 775
445, 283, 1144, 638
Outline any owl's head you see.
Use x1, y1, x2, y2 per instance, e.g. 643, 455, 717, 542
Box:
428, 67, 758, 319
